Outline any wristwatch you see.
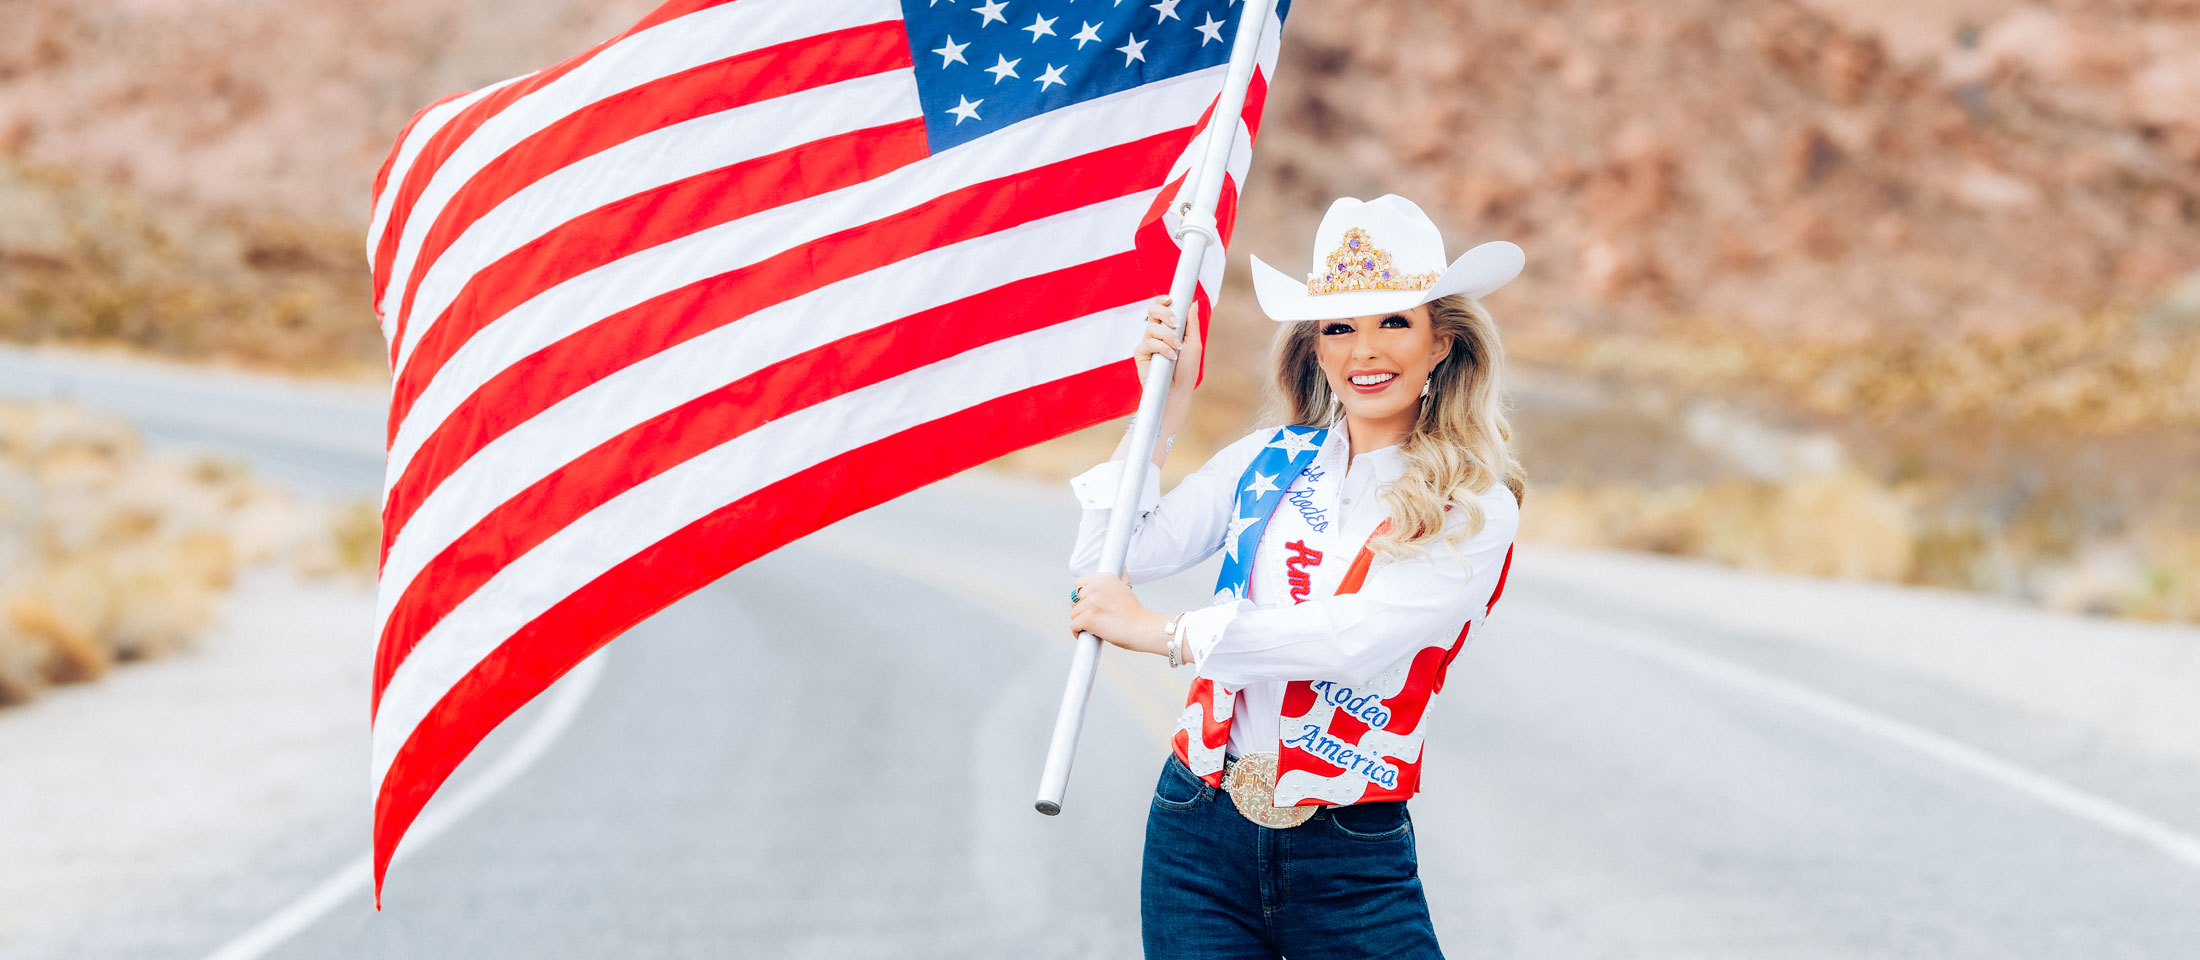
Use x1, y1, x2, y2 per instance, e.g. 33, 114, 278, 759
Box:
1164, 613, 1185, 668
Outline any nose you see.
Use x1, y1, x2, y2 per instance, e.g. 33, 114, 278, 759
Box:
1349, 326, 1382, 362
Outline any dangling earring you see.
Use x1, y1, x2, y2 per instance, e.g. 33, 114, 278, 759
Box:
1420, 377, 1433, 400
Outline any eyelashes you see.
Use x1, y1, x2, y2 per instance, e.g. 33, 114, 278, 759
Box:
1321, 315, 1412, 336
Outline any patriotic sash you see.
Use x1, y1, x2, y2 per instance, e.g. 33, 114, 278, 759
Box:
1170, 425, 1516, 807
1212, 426, 1328, 604
1170, 425, 1326, 782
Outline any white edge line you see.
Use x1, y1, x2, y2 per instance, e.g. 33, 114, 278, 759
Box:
199, 651, 609, 960
1545, 610, 2200, 872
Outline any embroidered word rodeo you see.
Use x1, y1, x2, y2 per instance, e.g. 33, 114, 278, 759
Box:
1282, 680, 1402, 787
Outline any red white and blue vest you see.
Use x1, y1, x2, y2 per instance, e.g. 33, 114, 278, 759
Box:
1169, 426, 1514, 807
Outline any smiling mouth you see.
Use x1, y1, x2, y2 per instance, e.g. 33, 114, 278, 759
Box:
1349, 373, 1397, 388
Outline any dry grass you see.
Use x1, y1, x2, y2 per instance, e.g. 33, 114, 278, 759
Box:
0, 401, 356, 706
0, 160, 383, 377
1526, 471, 1915, 582
1512, 309, 2200, 437
1487, 308, 2200, 624
1525, 470, 2200, 624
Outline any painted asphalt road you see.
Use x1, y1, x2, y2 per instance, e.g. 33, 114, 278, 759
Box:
9, 348, 2199, 957
0, 346, 386, 495
260, 480, 2200, 959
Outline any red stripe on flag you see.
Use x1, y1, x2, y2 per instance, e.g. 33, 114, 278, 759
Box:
386, 120, 930, 440
387, 22, 914, 364
369, 90, 473, 242
1129, 69, 1268, 388
1240, 70, 1273, 142
371, 363, 1141, 901
370, 0, 745, 326
372, 252, 1149, 712
378, 128, 1194, 561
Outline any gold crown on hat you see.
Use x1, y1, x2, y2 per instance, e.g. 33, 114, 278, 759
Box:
1305, 227, 1441, 296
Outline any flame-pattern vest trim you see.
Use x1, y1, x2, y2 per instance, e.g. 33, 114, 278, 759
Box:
1169, 427, 1516, 807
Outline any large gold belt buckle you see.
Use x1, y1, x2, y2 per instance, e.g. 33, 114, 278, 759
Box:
1223, 753, 1317, 829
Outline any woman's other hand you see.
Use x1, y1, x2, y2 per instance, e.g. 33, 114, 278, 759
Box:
1134, 295, 1203, 398
1069, 572, 1172, 657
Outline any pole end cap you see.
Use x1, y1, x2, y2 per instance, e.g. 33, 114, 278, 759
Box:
1034, 800, 1063, 817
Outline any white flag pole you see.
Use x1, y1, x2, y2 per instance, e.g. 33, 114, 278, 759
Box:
1036, 0, 1274, 816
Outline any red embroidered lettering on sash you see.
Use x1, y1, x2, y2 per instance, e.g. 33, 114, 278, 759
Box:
1283, 540, 1323, 604
1173, 515, 1518, 800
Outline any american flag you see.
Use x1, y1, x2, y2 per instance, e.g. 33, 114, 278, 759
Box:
365, 0, 1291, 898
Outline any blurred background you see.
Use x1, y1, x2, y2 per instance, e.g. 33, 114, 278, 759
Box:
3, 0, 2199, 956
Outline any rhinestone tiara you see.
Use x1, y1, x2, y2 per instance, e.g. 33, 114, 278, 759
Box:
1305, 227, 1441, 296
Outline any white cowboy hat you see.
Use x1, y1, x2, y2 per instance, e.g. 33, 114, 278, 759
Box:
1249, 195, 1524, 322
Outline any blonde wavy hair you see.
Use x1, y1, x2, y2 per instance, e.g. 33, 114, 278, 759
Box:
1261, 294, 1527, 561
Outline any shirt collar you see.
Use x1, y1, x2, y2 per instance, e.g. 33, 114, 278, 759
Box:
1316, 423, 1407, 481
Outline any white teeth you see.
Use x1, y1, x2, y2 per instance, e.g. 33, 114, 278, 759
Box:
1350, 373, 1396, 386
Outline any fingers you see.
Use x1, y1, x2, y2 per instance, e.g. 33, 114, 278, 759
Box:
1140, 331, 1183, 362
1134, 324, 1184, 362
1139, 297, 1199, 359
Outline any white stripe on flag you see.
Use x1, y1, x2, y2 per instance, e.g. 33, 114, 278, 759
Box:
368, 79, 520, 337
384, 64, 1229, 483
375, 192, 1155, 635
382, 0, 903, 358
397, 69, 923, 370
367, 80, 515, 263
372, 303, 1137, 784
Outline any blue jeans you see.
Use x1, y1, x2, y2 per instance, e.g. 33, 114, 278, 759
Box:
1141, 753, 1444, 960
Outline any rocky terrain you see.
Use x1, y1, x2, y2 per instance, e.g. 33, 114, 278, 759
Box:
0, 0, 642, 373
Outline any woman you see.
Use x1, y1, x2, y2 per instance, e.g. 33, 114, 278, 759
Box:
1066, 195, 1526, 960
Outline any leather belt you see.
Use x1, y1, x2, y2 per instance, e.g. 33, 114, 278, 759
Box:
1221, 752, 1318, 829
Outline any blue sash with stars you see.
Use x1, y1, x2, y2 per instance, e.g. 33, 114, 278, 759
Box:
1212, 426, 1329, 604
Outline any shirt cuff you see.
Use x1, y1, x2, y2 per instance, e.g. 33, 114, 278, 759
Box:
1180, 599, 1246, 670
1068, 459, 1163, 515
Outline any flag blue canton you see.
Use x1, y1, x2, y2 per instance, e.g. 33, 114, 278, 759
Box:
901, 0, 1290, 152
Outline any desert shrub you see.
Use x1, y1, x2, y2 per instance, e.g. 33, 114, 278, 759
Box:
0, 401, 340, 706
1526, 470, 1914, 582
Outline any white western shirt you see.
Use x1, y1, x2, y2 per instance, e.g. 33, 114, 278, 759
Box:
1068, 424, 1519, 759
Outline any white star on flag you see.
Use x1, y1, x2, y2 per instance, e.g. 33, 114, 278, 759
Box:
1215, 585, 1241, 603
933, 36, 970, 67
1152, 0, 1183, 23
1266, 428, 1321, 458
1116, 33, 1148, 65
360, 0, 1301, 906
1242, 471, 1280, 498
1194, 13, 1226, 45
1222, 513, 1261, 562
